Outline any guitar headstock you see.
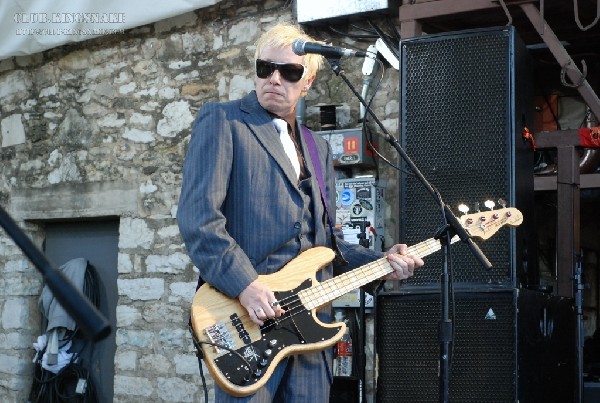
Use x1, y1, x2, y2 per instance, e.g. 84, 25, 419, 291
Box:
459, 206, 523, 240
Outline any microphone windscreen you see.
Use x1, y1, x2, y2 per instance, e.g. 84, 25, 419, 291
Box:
292, 39, 306, 56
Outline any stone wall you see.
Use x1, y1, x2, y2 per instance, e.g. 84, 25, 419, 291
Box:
0, 0, 400, 401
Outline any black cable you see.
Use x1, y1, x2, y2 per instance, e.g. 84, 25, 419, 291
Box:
190, 325, 210, 403
360, 60, 410, 176
448, 239, 456, 371
385, 17, 401, 43
54, 361, 97, 402
29, 262, 102, 402
28, 361, 59, 402
189, 324, 253, 403
28, 357, 97, 403
327, 25, 379, 41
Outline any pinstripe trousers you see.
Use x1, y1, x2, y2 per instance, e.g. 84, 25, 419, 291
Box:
214, 350, 332, 403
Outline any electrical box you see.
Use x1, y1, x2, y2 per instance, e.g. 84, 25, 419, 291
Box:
335, 177, 385, 252
319, 128, 375, 167
296, 0, 399, 23
333, 177, 383, 309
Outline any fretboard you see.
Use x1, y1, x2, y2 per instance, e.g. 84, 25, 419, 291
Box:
299, 235, 459, 310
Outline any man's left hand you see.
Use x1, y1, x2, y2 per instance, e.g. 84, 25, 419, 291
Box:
383, 243, 424, 281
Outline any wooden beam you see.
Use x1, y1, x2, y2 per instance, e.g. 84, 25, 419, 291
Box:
534, 129, 580, 148
521, 3, 600, 122
555, 146, 580, 298
535, 173, 600, 191
400, 19, 423, 38
399, 0, 500, 22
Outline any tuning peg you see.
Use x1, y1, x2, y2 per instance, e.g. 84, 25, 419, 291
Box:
474, 202, 480, 212
498, 198, 507, 208
484, 200, 495, 210
457, 204, 470, 215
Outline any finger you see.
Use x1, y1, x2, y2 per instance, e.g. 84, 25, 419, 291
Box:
250, 308, 265, 326
268, 297, 286, 317
390, 258, 412, 280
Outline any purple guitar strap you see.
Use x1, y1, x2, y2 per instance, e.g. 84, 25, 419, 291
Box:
300, 125, 348, 267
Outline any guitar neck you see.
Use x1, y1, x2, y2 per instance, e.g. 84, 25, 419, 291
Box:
300, 235, 459, 310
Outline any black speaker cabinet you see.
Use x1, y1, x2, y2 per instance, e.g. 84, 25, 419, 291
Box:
398, 26, 537, 289
375, 289, 576, 402
330, 376, 359, 403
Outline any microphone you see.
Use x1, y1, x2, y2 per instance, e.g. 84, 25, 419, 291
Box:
292, 39, 367, 58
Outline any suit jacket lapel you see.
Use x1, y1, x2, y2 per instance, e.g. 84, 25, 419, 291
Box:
241, 92, 302, 188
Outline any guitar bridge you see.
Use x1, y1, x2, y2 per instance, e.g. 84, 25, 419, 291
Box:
204, 322, 235, 354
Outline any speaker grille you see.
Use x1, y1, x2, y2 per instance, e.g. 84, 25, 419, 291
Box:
376, 291, 518, 402
376, 290, 575, 403
398, 27, 533, 288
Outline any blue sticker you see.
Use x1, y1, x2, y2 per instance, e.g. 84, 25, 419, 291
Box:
340, 189, 355, 206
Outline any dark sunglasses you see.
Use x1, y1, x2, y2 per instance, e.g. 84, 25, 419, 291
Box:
256, 59, 306, 82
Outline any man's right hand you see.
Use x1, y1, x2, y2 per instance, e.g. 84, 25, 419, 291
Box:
238, 280, 285, 325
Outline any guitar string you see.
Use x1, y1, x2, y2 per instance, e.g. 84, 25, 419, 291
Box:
253, 210, 512, 326
231, 213, 510, 341
244, 239, 444, 334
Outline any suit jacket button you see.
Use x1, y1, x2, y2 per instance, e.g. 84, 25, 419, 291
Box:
294, 222, 301, 229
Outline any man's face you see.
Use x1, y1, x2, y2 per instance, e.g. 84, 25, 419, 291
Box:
255, 45, 314, 119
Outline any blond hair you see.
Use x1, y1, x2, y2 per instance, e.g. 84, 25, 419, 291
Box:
254, 23, 323, 78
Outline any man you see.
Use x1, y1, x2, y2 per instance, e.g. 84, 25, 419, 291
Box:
177, 22, 424, 402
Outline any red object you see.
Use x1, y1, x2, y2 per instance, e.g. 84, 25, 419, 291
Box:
579, 127, 600, 148
344, 137, 359, 154
337, 339, 352, 357
522, 127, 536, 151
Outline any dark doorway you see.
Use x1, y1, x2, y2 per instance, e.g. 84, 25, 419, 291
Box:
42, 218, 119, 402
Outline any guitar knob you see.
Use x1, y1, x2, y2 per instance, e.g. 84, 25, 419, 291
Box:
264, 349, 273, 357
268, 339, 278, 348
259, 358, 268, 367
243, 372, 251, 382
253, 368, 262, 378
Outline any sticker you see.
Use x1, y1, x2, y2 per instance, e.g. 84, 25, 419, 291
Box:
352, 204, 363, 216
339, 189, 355, 206
355, 187, 371, 199
359, 199, 373, 210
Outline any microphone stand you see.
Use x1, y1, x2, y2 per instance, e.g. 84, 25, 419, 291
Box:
357, 218, 370, 403
324, 57, 492, 403
0, 205, 111, 341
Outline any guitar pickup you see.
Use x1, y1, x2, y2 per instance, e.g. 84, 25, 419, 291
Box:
231, 314, 251, 345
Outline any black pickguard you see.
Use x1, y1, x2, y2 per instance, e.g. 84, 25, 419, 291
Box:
213, 279, 341, 387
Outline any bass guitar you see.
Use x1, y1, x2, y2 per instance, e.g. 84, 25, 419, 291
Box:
190, 207, 522, 396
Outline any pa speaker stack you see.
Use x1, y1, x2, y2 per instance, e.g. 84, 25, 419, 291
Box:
376, 289, 575, 402
375, 26, 575, 402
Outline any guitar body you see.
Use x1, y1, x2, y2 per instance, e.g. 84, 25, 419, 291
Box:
190, 247, 344, 397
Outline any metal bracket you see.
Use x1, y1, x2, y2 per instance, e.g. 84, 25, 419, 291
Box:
520, 3, 600, 121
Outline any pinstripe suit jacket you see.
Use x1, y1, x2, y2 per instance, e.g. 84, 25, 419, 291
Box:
177, 90, 383, 301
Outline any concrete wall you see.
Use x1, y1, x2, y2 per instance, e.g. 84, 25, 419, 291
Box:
0, 0, 400, 401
